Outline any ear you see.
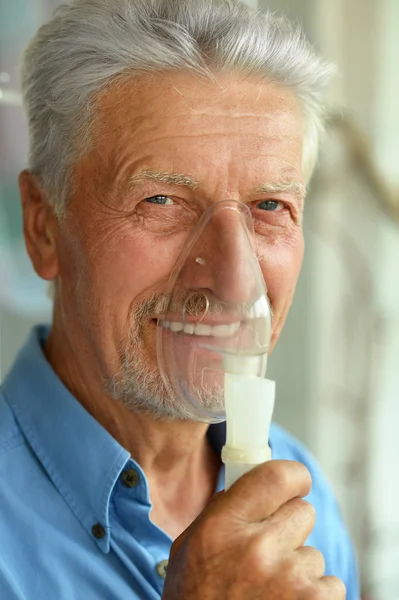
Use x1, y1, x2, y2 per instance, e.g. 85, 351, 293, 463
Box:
19, 170, 59, 281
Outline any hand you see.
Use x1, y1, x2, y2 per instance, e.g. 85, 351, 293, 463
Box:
162, 460, 346, 599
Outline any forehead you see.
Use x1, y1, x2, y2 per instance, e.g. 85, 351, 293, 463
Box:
90, 70, 304, 182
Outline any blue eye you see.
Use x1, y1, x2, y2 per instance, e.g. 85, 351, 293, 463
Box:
257, 200, 282, 211
145, 195, 174, 205
256, 200, 280, 211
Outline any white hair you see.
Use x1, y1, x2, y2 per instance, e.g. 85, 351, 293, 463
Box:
21, 0, 335, 216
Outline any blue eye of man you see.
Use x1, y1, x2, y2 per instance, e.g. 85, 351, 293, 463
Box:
257, 200, 281, 211
145, 195, 172, 205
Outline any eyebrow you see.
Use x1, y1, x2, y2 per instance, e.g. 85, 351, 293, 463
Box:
255, 181, 307, 201
130, 169, 198, 189
129, 169, 306, 201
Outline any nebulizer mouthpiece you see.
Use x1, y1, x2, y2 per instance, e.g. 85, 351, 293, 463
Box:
157, 200, 275, 489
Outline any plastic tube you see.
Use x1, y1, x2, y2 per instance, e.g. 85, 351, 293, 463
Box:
222, 357, 275, 489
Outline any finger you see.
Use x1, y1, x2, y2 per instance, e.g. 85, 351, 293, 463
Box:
317, 576, 346, 599
294, 546, 325, 580
264, 499, 316, 552
263, 547, 325, 593
220, 460, 312, 522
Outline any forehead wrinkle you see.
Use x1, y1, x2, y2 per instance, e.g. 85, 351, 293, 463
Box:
130, 169, 198, 190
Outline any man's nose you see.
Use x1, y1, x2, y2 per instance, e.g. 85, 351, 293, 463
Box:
177, 206, 258, 306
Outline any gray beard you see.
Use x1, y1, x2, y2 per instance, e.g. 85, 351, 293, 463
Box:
105, 294, 224, 421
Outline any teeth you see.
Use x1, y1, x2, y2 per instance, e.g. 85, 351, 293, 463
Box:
212, 323, 239, 337
160, 320, 240, 337
194, 324, 212, 336
158, 300, 268, 337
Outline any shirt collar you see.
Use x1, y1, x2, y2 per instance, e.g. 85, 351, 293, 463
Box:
3, 326, 265, 547
2, 325, 130, 553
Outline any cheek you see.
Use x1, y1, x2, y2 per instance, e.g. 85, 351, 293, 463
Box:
60, 218, 188, 307
100, 234, 185, 296
258, 231, 304, 307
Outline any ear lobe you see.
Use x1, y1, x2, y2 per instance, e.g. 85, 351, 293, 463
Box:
19, 170, 60, 281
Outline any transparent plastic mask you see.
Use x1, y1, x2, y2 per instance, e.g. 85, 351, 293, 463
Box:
156, 200, 272, 423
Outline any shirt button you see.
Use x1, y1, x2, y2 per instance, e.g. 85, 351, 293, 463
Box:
156, 559, 169, 579
92, 523, 106, 539
121, 468, 140, 488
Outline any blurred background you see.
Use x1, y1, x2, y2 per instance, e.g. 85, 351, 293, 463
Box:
0, 0, 398, 598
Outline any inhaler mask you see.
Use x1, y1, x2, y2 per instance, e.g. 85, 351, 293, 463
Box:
156, 200, 275, 487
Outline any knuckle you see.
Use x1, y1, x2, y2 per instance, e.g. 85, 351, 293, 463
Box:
290, 460, 312, 485
267, 461, 312, 494
274, 554, 318, 594
294, 498, 316, 524
279, 498, 316, 532
247, 535, 266, 565
267, 461, 293, 491
263, 514, 281, 540
302, 585, 327, 600
325, 576, 347, 599
305, 577, 346, 600
265, 500, 316, 545
301, 586, 323, 600
297, 546, 326, 578
285, 560, 311, 591
246, 534, 275, 573
309, 547, 325, 572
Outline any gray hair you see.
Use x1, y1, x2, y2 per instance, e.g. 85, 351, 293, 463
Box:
21, 0, 335, 217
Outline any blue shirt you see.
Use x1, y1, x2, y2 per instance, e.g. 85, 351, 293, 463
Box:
0, 326, 359, 600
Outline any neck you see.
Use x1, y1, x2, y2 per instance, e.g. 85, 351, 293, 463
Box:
44, 321, 220, 483
45, 317, 222, 538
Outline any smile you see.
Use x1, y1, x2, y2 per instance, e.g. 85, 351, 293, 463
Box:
159, 321, 241, 337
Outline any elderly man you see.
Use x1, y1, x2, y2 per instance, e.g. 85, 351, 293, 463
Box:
0, 0, 359, 598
